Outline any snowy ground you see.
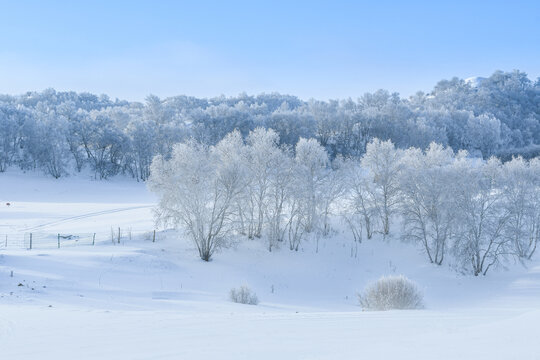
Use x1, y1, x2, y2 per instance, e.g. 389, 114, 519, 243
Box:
1, 171, 540, 359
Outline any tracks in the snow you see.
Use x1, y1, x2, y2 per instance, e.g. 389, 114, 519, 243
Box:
20, 205, 153, 232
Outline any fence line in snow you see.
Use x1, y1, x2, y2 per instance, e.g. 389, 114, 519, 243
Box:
0, 229, 158, 250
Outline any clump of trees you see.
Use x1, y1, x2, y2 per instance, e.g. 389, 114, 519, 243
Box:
149, 127, 540, 276
1, 70, 539, 180
149, 128, 334, 258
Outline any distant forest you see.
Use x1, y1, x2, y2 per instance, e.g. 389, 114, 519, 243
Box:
0, 70, 538, 180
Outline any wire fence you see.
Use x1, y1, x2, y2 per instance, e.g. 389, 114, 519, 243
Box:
0, 229, 159, 250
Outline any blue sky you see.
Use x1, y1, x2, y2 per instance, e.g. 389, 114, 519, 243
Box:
0, 0, 539, 101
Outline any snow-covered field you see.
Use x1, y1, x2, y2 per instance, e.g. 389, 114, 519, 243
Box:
1, 171, 540, 359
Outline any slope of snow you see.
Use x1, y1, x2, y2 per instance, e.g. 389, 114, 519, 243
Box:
1, 171, 540, 359
0, 170, 155, 236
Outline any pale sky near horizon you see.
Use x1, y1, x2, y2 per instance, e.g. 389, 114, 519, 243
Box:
0, 0, 539, 101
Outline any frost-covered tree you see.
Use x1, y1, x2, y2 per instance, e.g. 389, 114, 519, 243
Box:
464, 114, 502, 158
342, 158, 379, 240
361, 139, 403, 235
294, 137, 329, 233
124, 118, 157, 181
263, 145, 295, 251
501, 157, 540, 259
527, 158, 540, 258
0, 104, 31, 172
241, 128, 282, 239
148, 134, 244, 261
399, 143, 457, 265
32, 111, 71, 178
319, 156, 347, 236
79, 113, 127, 179
452, 157, 510, 276
284, 184, 307, 251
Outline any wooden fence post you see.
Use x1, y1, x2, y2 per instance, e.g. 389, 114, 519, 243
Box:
92, 233, 96, 246
58, 233, 60, 248
153, 230, 156, 243
4, 234, 7, 248
118, 227, 121, 244
29, 233, 32, 250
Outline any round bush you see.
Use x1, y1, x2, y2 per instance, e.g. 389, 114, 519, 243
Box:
359, 275, 423, 311
229, 285, 259, 305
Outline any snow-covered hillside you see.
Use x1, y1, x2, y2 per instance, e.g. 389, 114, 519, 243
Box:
0, 170, 156, 235
1, 172, 540, 359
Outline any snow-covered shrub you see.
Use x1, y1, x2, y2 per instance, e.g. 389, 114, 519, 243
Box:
359, 275, 423, 311
229, 286, 259, 305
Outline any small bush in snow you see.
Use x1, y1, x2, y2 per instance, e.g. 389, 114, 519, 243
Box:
230, 286, 259, 305
359, 275, 423, 311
